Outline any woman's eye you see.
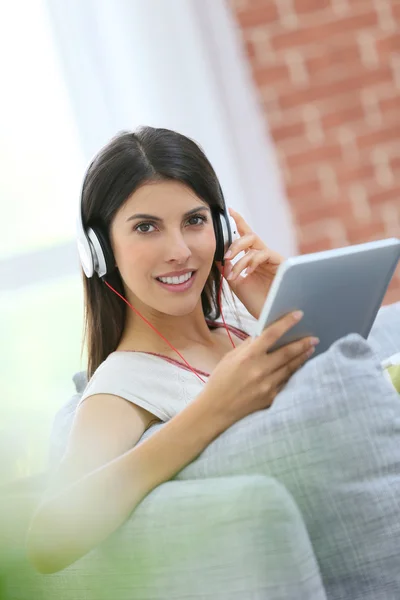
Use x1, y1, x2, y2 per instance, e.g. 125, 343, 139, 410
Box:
188, 214, 207, 226
134, 222, 156, 234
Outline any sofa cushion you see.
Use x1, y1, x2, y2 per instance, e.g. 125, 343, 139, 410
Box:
172, 327, 400, 600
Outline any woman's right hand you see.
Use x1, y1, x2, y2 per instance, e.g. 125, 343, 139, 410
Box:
201, 311, 319, 429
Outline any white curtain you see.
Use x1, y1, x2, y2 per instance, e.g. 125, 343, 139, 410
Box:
45, 0, 297, 257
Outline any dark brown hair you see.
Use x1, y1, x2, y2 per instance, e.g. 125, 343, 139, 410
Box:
81, 126, 237, 379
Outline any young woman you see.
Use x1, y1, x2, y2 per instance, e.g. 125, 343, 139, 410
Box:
26, 126, 317, 573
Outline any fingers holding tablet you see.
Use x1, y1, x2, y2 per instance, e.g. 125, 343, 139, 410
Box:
253, 310, 320, 383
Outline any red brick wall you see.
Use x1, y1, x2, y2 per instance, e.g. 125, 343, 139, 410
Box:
230, 0, 400, 305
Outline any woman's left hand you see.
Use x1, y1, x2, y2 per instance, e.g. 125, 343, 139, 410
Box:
216, 208, 284, 320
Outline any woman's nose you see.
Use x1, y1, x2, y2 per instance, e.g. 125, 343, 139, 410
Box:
166, 233, 192, 261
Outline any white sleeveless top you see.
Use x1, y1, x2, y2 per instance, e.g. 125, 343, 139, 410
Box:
78, 294, 257, 421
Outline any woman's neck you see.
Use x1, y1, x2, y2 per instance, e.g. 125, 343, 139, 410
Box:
117, 305, 217, 354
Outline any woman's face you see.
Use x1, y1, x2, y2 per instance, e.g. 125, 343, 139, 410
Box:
110, 180, 217, 316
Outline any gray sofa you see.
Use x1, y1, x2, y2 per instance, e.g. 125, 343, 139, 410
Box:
1, 473, 326, 600
1, 302, 400, 600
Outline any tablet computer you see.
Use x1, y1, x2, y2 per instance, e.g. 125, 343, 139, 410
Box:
253, 237, 400, 357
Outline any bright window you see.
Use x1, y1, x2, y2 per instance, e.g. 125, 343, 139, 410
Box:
0, 0, 85, 480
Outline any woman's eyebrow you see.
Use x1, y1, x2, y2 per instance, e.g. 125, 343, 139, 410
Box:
126, 205, 211, 223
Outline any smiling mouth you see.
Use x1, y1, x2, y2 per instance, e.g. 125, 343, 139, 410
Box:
154, 271, 197, 290
155, 271, 196, 284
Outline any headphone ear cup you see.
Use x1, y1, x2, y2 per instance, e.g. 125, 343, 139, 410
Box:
212, 212, 224, 262
96, 227, 116, 274
228, 215, 240, 243
213, 212, 232, 262
87, 226, 115, 278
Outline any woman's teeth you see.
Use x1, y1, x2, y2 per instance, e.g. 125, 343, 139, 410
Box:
157, 272, 193, 285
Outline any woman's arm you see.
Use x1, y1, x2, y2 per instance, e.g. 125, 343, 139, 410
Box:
26, 390, 226, 574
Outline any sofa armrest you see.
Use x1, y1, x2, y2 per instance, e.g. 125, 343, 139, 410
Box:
2, 474, 326, 600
